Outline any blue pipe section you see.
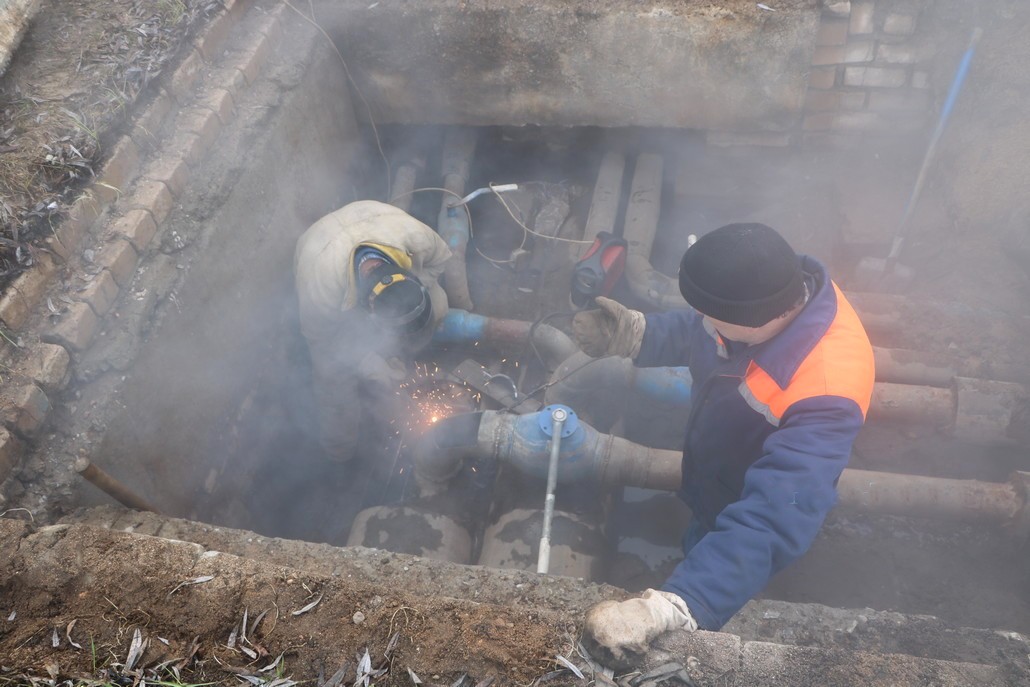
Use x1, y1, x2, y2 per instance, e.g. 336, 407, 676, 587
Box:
438, 205, 471, 251
432, 309, 486, 345
498, 407, 601, 484
633, 367, 692, 407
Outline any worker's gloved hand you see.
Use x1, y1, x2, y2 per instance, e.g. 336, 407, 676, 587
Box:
361, 352, 409, 388
572, 297, 646, 358
582, 589, 697, 670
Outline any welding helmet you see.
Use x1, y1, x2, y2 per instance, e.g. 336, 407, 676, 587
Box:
363, 263, 433, 334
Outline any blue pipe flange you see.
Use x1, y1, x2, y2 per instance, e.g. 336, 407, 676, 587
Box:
539, 404, 579, 438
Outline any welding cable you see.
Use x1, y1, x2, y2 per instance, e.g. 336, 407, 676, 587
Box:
515, 311, 577, 391
488, 183, 596, 246
522, 353, 615, 401
388, 187, 524, 266
282, 0, 391, 199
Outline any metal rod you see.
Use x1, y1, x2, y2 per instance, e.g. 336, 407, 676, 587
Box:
74, 458, 159, 513
537, 407, 567, 574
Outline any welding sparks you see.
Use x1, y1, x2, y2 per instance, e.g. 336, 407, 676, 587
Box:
396, 365, 476, 435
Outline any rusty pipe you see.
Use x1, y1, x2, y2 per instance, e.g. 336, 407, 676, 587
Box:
872, 347, 955, 387
868, 382, 955, 426
616, 153, 906, 334
431, 309, 577, 372
437, 128, 477, 311
74, 458, 159, 513
577, 152, 626, 260
544, 352, 692, 430
836, 468, 1024, 526
387, 155, 426, 213
544, 351, 1026, 446
417, 410, 1029, 531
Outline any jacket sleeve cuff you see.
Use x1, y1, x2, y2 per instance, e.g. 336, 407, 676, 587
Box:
659, 583, 721, 632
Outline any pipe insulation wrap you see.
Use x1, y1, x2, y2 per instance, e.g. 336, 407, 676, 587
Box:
437, 127, 477, 311
432, 309, 487, 344
431, 310, 577, 370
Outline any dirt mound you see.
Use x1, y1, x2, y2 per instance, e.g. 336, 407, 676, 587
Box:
0, 521, 579, 685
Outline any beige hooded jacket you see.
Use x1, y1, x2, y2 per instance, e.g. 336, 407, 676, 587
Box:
294, 200, 451, 463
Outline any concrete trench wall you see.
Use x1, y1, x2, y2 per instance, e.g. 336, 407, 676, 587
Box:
0, 3, 1026, 678
89, 33, 363, 516
0, 0, 1017, 511
314, 0, 949, 147
319, 0, 823, 133
0, 2, 371, 517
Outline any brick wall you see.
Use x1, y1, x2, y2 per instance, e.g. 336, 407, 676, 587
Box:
802, 0, 934, 145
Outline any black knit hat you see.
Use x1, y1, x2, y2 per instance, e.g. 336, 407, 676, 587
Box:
678, 223, 804, 327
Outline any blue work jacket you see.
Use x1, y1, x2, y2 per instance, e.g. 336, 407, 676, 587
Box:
634, 256, 875, 630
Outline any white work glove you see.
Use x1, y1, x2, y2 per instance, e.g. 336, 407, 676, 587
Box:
583, 589, 697, 670
572, 297, 646, 359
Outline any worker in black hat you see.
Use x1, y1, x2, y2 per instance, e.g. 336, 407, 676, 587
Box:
572, 223, 875, 668
295, 200, 451, 466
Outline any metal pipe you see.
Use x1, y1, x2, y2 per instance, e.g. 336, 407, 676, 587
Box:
416, 410, 1030, 532
74, 458, 159, 513
622, 154, 688, 308
872, 347, 955, 387
613, 153, 909, 332
437, 128, 477, 311
836, 468, 1020, 525
546, 352, 1027, 446
868, 382, 955, 426
544, 352, 691, 430
537, 407, 567, 574
431, 309, 578, 372
576, 152, 625, 260
387, 156, 425, 213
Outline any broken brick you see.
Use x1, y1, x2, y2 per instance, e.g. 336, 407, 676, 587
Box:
0, 383, 51, 437
46, 301, 99, 353
0, 255, 57, 331
15, 342, 71, 393
95, 138, 142, 204
75, 270, 121, 317
199, 88, 235, 126
130, 181, 175, 226
98, 239, 139, 288
168, 48, 206, 103
110, 209, 159, 252
0, 426, 24, 485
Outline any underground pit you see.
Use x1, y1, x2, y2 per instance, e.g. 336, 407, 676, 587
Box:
2, 0, 1029, 683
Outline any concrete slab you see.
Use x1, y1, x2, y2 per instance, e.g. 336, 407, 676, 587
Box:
320, 0, 821, 129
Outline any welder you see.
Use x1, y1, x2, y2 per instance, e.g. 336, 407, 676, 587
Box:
571, 223, 875, 667
294, 200, 451, 467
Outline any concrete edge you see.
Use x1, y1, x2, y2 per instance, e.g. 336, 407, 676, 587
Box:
1, 517, 1011, 685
